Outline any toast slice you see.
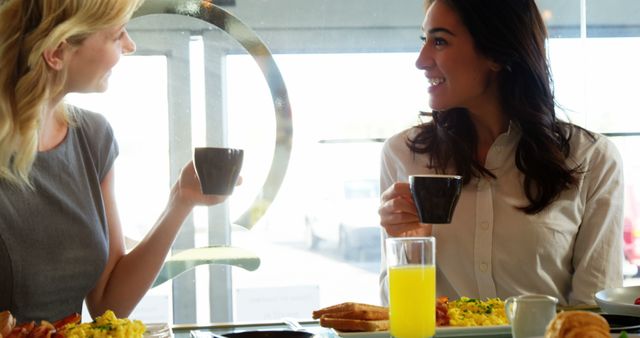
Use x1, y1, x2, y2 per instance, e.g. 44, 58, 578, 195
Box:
322, 310, 389, 321
319, 317, 389, 332
312, 302, 388, 319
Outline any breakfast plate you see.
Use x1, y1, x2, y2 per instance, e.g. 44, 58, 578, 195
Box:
595, 285, 640, 317
144, 323, 173, 337
333, 325, 511, 337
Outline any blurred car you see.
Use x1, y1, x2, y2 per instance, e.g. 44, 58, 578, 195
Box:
304, 178, 381, 260
302, 140, 384, 261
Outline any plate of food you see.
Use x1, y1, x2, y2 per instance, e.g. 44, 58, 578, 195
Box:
332, 325, 511, 337
0, 309, 151, 338
595, 285, 640, 317
314, 297, 511, 338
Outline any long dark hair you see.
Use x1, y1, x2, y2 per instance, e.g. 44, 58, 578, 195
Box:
409, 0, 589, 214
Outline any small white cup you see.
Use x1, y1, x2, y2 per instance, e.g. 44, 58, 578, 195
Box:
505, 294, 558, 338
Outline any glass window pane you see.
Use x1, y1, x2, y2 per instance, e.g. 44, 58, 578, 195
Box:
538, 0, 581, 38
226, 52, 421, 320
587, 0, 640, 37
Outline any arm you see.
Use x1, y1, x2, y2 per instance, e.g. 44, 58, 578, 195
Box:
570, 137, 624, 304
85, 161, 230, 317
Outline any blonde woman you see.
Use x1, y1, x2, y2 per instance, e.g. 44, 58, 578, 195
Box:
0, 0, 233, 322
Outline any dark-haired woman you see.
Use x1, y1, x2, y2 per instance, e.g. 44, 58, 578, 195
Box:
378, 0, 623, 306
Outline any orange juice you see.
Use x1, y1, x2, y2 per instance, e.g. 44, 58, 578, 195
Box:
389, 264, 436, 338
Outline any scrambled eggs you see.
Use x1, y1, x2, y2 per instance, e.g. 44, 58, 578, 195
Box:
447, 297, 508, 326
63, 310, 146, 338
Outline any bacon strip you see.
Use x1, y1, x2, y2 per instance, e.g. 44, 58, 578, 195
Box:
436, 296, 450, 326
0, 312, 80, 338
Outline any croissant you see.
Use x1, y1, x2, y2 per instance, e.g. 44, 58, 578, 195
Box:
0, 311, 16, 337
544, 311, 610, 338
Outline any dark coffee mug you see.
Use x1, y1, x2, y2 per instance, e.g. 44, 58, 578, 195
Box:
194, 147, 243, 195
409, 174, 463, 224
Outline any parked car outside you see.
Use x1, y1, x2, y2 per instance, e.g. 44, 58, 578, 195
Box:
305, 178, 381, 260
303, 140, 383, 261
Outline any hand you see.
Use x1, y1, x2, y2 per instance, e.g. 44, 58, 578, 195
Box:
173, 161, 242, 208
378, 182, 431, 237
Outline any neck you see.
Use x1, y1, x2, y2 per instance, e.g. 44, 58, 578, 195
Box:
472, 114, 509, 145
464, 82, 508, 144
467, 106, 509, 165
38, 102, 67, 152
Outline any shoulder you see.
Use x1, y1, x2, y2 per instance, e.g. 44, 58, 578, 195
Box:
564, 124, 623, 174
381, 126, 427, 177
382, 127, 419, 156
67, 105, 112, 133
65, 105, 119, 178
566, 124, 620, 161
66, 105, 116, 147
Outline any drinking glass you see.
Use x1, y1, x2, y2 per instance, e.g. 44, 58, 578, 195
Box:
386, 237, 436, 338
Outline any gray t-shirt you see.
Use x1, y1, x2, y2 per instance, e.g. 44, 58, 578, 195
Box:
0, 106, 118, 322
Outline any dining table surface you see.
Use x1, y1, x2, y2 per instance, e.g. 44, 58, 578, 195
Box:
166, 314, 640, 338
172, 321, 640, 338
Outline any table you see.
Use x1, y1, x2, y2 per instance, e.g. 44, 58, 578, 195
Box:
170, 320, 640, 338
169, 321, 520, 337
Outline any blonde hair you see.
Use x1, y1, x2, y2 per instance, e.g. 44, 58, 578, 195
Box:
0, 0, 145, 186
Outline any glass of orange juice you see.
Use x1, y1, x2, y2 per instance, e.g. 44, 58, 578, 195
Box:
386, 237, 436, 338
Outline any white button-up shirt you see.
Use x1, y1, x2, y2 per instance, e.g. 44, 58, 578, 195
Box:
379, 123, 624, 306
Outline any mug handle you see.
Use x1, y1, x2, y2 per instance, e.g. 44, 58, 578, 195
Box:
504, 296, 516, 323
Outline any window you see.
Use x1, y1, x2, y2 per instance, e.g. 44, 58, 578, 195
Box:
66, 0, 640, 324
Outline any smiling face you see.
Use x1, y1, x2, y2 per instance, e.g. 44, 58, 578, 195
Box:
416, 0, 501, 113
64, 25, 136, 94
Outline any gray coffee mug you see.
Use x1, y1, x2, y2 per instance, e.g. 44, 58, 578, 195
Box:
194, 147, 243, 195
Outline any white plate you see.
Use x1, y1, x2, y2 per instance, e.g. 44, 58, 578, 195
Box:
332, 325, 511, 337
595, 285, 640, 317
144, 323, 172, 338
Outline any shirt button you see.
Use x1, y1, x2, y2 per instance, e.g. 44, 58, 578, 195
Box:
480, 263, 488, 272
480, 221, 489, 230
